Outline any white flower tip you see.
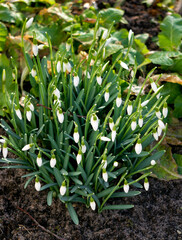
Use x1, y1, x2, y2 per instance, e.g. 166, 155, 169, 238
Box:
144, 182, 149, 191
60, 185, 66, 196
90, 200, 96, 211
35, 181, 41, 191
151, 160, 156, 166
26, 17, 34, 29
124, 184, 129, 193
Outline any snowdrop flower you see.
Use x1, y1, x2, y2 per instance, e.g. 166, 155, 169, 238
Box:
90, 114, 99, 131
151, 160, 156, 166
90, 197, 96, 211
123, 180, 129, 193
22, 143, 34, 151
141, 100, 149, 107
73, 127, 79, 143
151, 81, 158, 92
113, 161, 119, 167
109, 118, 114, 131
144, 178, 149, 191
105, 37, 112, 47
138, 115, 143, 128
63, 61, 71, 72
102, 168, 108, 182
15, 106, 22, 120
158, 119, 165, 130
100, 136, 111, 142
155, 108, 161, 119
156, 93, 160, 99
66, 39, 71, 51
35, 179, 41, 191
57, 108, 64, 123
135, 139, 142, 155
101, 155, 107, 169
50, 154, 56, 168
131, 118, 137, 131
128, 29, 133, 43
111, 125, 117, 142
53, 87, 61, 99
162, 103, 168, 118
157, 126, 162, 137
104, 89, 110, 102
127, 101, 133, 115
32, 44, 38, 56
120, 61, 129, 70
153, 129, 158, 141
36, 152, 42, 167
26, 17, 34, 29
73, 74, 79, 87
57, 60, 61, 73
116, 92, 122, 108
28, 102, 34, 111
81, 144, 86, 154
26, 108, 32, 122
60, 181, 66, 196
31, 67, 36, 77
0, 139, 5, 144
2, 142, 8, 158
38, 44, 47, 50
96, 75, 102, 85
76, 149, 82, 164
116, 116, 121, 126
102, 29, 108, 40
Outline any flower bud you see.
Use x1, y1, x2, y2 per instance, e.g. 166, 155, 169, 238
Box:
111, 125, 116, 142
155, 107, 161, 119
90, 197, 96, 211
100, 136, 111, 142
109, 117, 114, 131
53, 87, 60, 99
90, 114, 99, 131
151, 160, 156, 166
104, 89, 110, 102
141, 100, 149, 107
73, 75, 79, 87
28, 102, 34, 111
26, 17, 34, 29
102, 29, 108, 40
127, 101, 133, 115
123, 179, 129, 193
26, 108, 32, 122
153, 129, 158, 141
144, 178, 149, 191
157, 126, 162, 137
35, 178, 41, 191
162, 103, 168, 118
73, 127, 79, 143
66, 40, 71, 52
76, 149, 82, 164
138, 115, 143, 128
116, 92, 122, 108
151, 81, 158, 92
15, 106, 22, 120
2, 69, 6, 82
96, 75, 102, 85
158, 119, 165, 130
57, 61, 61, 73
102, 168, 108, 182
31, 67, 36, 78
131, 118, 137, 131
60, 181, 66, 196
22, 143, 34, 151
120, 61, 129, 70
113, 161, 118, 167
135, 139, 142, 155
3, 142, 8, 158
50, 154, 56, 168
128, 29, 133, 43
57, 108, 64, 123
36, 152, 42, 167
32, 44, 38, 56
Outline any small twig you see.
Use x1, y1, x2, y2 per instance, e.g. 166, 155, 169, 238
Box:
16, 206, 66, 240
36, 104, 52, 110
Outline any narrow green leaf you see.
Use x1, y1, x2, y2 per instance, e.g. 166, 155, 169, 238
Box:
67, 203, 79, 225
102, 204, 134, 210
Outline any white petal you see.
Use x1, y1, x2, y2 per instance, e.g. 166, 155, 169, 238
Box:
26, 111, 32, 121
128, 29, 133, 42
32, 44, 38, 56
109, 122, 114, 131
15, 109, 22, 120
104, 92, 109, 102
26, 17, 34, 29
57, 111, 64, 123
114, 161, 118, 167
120, 61, 129, 70
90, 200, 96, 211
36, 157, 42, 167
102, 172, 108, 182
127, 105, 133, 115
163, 108, 168, 118
153, 132, 158, 141
151, 82, 158, 92
141, 100, 149, 107
29, 103, 34, 111
35, 181, 41, 191
66, 62, 72, 72
111, 130, 116, 142
73, 76, 79, 87
144, 182, 149, 191
0, 139, 5, 144
124, 184, 129, 193
31, 69, 36, 77
138, 118, 143, 128
22, 144, 31, 151
3, 147, 8, 158
156, 111, 161, 119
151, 160, 156, 166
116, 97, 122, 107
158, 119, 165, 129
57, 61, 61, 73
73, 132, 79, 143
81, 145, 86, 153
157, 126, 162, 137
102, 29, 108, 40
100, 136, 111, 142
135, 143, 142, 154
50, 158, 56, 168
53, 88, 60, 99
101, 160, 107, 169
76, 154, 82, 164
60, 185, 66, 196
131, 121, 137, 131
91, 115, 99, 131
96, 76, 102, 85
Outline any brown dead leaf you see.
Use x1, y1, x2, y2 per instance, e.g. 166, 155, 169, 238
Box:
163, 136, 182, 146
151, 73, 182, 85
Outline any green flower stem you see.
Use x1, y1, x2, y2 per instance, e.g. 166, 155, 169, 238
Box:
21, 20, 31, 72
118, 133, 140, 157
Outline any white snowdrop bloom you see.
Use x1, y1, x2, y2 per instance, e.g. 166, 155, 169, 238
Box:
144, 178, 149, 191
90, 114, 99, 131
135, 140, 142, 155
2, 69, 5, 81
57, 61, 61, 73
102, 29, 108, 40
28, 102, 34, 111
101, 159, 107, 169
116, 93, 122, 108
86, 71, 90, 79
120, 61, 129, 70
131, 119, 137, 131
102, 169, 108, 182
50, 155, 56, 168
162, 103, 168, 118
90, 198, 96, 211
76, 150, 82, 165
112, 126, 117, 142
128, 29, 133, 42
63, 62, 67, 72
0, 139, 5, 144
153, 130, 158, 141
127, 102, 133, 115
83, 2, 90, 9
100, 136, 111, 142
73, 75, 79, 87
35, 181, 41, 191
54, 98, 61, 107
105, 37, 112, 47
96, 75, 102, 85
26, 17, 34, 29
32, 44, 38, 56
15, 107, 22, 120
60, 181, 66, 196
73, 130, 79, 143
81, 144, 86, 153
151, 81, 158, 92
36, 153, 42, 167
66, 62, 72, 72
116, 116, 121, 126
157, 126, 162, 137
53, 88, 60, 99
38, 44, 46, 50
123, 181, 129, 193
66, 42, 71, 52
109, 118, 114, 131
138, 116, 143, 128
26, 110, 32, 122
2, 143, 8, 158
151, 160, 156, 166
104, 90, 110, 102
113, 161, 119, 167
156, 93, 160, 99
22, 143, 34, 151
57, 109, 64, 123
155, 109, 161, 119
158, 119, 165, 130
31, 68, 36, 77
141, 100, 149, 107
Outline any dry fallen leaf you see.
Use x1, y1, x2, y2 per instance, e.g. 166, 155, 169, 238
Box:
151, 73, 182, 85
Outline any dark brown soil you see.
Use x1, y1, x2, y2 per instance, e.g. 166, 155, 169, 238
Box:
0, 168, 182, 240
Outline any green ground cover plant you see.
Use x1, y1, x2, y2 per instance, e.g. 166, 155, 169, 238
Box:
0, 18, 168, 224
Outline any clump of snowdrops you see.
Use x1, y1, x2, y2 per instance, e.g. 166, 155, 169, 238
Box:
0, 18, 168, 224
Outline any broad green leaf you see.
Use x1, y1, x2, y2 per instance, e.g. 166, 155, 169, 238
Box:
173, 95, 182, 118
102, 204, 134, 210
105, 44, 122, 59
47, 5, 74, 22
173, 154, 182, 175
73, 31, 94, 45
158, 14, 182, 51
40, 183, 58, 191
100, 8, 124, 25
67, 203, 79, 225
0, 22, 7, 51
149, 51, 182, 66
0, 4, 23, 24
47, 191, 53, 206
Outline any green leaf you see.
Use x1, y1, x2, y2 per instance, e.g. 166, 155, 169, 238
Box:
173, 154, 182, 175
0, 22, 7, 51
67, 203, 79, 225
100, 8, 124, 25
102, 204, 134, 210
105, 44, 122, 59
0, 4, 23, 24
40, 183, 58, 191
158, 14, 182, 51
174, 95, 182, 118
47, 191, 53, 206
24, 176, 35, 189
112, 191, 141, 198
53, 168, 64, 186
149, 51, 182, 66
